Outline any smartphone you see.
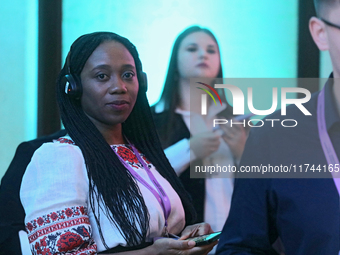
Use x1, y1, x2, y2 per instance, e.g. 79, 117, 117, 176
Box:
185, 231, 221, 246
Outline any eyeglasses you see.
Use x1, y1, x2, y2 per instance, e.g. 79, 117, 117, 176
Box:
320, 18, 340, 30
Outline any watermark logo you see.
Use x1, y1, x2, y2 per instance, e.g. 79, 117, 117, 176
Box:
194, 78, 314, 129
196, 82, 222, 115
199, 83, 311, 116
215, 84, 311, 116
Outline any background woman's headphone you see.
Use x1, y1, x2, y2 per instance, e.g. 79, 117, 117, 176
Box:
63, 51, 148, 99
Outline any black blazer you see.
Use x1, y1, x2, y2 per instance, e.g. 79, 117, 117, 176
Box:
0, 130, 67, 255
151, 106, 233, 223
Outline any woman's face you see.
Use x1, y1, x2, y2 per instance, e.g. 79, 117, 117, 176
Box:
80, 40, 139, 129
177, 31, 220, 79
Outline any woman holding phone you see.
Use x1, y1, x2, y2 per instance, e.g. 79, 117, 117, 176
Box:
152, 26, 248, 238
20, 31, 216, 255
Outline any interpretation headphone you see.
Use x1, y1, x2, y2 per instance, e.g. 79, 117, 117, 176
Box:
63, 50, 148, 99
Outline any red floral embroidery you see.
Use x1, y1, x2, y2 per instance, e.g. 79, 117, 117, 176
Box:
79, 226, 90, 238
33, 236, 52, 255
41, 247, 52, 255
50, 212, 58, 221
37, 217, 44, 226
25, 206, 87, 234
117, 146, 139, 164
40, 236, 47, 247
112, 145, 153, 171
27, 206, 96, 255
57, 138, 75, 144
57, 232, 83, 252
65, 208, 73, 217
27, 222, 34, 231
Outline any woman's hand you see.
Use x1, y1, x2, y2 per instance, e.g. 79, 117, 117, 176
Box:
220, 122, 248, 161
180, 223, 213, 238
149, 237, 215, 255
190, 132, 221, 159
179, 223, 217, 254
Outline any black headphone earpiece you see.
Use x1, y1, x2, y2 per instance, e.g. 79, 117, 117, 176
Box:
63, 52, 82, 99
64, 73, 82, 98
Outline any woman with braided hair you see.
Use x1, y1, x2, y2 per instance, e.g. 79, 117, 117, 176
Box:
20, 32, 216, 254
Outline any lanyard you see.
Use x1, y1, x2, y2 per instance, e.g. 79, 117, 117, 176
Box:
317, 87, 340, 195
112, 144, 171, 231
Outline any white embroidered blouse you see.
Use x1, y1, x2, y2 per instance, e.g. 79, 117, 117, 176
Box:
20, 136, 185, 254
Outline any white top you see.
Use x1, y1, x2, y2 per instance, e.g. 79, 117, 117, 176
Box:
20, 137, 185, 254
163, 103, 234, 234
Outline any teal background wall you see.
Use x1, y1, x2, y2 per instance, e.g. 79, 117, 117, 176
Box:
62, 0, 299, 106
0, 0, 38, 179
0, 0, 334, 179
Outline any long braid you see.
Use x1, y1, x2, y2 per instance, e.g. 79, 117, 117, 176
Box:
56, 32, 195, 248
124, 92, 196, 224
57, 78, 149, 247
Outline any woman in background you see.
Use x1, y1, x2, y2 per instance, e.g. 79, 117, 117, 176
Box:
20, 31, 216, 255
152, 26, 248, 237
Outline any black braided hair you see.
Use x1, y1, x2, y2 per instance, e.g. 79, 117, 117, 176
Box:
56, 32, 195, 248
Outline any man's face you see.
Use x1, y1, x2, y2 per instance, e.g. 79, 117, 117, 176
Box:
324, 5, 340, 78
